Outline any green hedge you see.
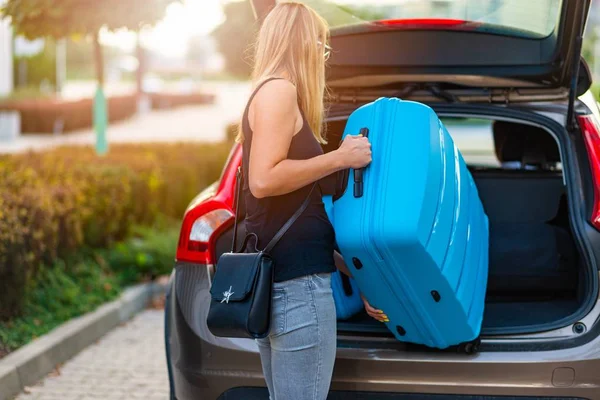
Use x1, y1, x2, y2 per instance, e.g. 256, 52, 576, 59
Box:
0, 95, 138, 134
149, 92, 216, 110
0, 255, 121, 353
0, 219, 180, 354
0, 93, 216, 134
102, 219, 181, 285
0, 142, 232, 321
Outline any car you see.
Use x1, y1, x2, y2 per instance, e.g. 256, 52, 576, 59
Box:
164, 0, 600, 398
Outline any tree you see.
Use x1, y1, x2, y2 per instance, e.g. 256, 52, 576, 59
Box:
186, 35, 209, 73
2, 0, 178, 153
211, 0, 385, 78
582, 26, 598, 74
13, 38, 56, 89
3, 0, 177, 87
212, 0, 257, 79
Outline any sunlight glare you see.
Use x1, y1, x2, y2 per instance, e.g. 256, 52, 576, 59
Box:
100, 0, 225, 58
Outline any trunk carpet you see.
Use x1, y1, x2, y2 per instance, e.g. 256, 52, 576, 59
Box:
482, 299, 580, 332
337, 299, 580, 336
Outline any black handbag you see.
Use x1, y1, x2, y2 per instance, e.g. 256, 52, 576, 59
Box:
207, 167, 316, 339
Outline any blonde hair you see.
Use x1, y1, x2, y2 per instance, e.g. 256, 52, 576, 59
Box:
237, 1, 329, 144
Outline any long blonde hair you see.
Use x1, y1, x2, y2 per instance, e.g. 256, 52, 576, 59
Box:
237, 1, 329, 144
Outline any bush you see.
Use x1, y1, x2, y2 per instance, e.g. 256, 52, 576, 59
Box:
13, 41, 57, 89
0, 95, 137, 134
103, 219, 179, 285
149, 92, 216, 109
0, 91, 216, 134
0, 253, 121, 353
592, 83, 600, 101
0, 86, 53, 102
225, 122, 239, 142
0, 141, 231, 320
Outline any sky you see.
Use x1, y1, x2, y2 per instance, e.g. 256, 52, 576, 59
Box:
100, 0, 225, 58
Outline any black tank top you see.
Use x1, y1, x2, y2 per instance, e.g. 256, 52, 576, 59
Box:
241, 78, 336, 282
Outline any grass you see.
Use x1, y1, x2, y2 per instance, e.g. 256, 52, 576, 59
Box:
101, 217, 180, 286
0, 219, 179, 355
0, 256, 121, 353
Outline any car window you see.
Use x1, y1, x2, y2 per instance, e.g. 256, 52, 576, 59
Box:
442, 118, 500, 168
442, 117, 563, 171
286, 0, 562, 38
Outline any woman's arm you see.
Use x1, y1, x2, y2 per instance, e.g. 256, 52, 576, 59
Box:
248, 79, 371, 199
334, 250, 352, 278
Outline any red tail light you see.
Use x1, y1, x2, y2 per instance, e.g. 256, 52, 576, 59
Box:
176, 145, 242, 264
577, 115, 600, 229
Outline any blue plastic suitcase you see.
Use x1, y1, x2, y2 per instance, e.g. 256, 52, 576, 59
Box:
330, 98, 489, 350
323, 196, 364, 320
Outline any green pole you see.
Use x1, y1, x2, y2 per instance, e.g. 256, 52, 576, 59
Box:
93, 85, 108, 155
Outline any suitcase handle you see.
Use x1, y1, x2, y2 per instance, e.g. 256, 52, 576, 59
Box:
354, 127, 370, 198
339, 272, 354, 297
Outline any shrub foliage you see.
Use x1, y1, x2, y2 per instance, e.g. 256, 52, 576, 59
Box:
0, 141, 231, 320
0, 93, 215, 134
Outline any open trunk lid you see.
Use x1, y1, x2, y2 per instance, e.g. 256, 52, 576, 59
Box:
251, 0, 592, 104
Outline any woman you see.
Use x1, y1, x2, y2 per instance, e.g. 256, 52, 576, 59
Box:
238, 2, 387, 399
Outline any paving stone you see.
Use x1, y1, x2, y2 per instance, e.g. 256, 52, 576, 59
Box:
14, 310, 169, 400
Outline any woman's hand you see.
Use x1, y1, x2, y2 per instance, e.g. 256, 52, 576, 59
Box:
336, 134, 372, 169
361, 294, 388, 323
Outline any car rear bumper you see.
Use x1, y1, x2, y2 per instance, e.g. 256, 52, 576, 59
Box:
166, 264, 600, 400
216, 388, 588, 400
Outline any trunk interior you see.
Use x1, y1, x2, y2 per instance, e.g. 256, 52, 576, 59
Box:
215, 111, 589, 337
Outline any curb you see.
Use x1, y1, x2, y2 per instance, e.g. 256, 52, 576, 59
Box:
0, 282, 166, 400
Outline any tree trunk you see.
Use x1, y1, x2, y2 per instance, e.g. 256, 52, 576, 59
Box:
55, 39, 67, 94
93, 32, 104, 88
135, 31, 145, 96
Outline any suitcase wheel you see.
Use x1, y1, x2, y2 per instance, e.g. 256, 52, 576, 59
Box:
351, 257, 363, 270
395, 325, 406, 336
430, 290, 441, 302
457, 337, 481, 355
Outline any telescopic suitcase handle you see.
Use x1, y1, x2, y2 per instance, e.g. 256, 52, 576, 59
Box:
353, 127, 370, 198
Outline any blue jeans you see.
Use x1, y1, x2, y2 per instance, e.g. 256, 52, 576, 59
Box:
257, 272, 337, 400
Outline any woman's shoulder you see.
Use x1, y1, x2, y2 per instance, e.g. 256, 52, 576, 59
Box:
252, 78, 297, 109
248, 78, 300, 133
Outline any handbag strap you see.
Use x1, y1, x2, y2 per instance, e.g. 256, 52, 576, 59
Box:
230, 165, 317, 254
231, 166, 243, 253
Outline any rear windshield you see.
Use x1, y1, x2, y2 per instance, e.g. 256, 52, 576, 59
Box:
287, 0, 563, 38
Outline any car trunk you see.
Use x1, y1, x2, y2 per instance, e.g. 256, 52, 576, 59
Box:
321, 109, 589, 336
213, 106, 592, 338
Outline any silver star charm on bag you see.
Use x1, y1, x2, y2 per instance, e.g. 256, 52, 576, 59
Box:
221, 286, 234, 304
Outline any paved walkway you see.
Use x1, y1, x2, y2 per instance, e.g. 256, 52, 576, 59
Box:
0, 82, 251, 154
15, 310, 169, 400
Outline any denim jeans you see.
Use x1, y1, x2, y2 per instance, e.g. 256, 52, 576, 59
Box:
256, 272, 337, 400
